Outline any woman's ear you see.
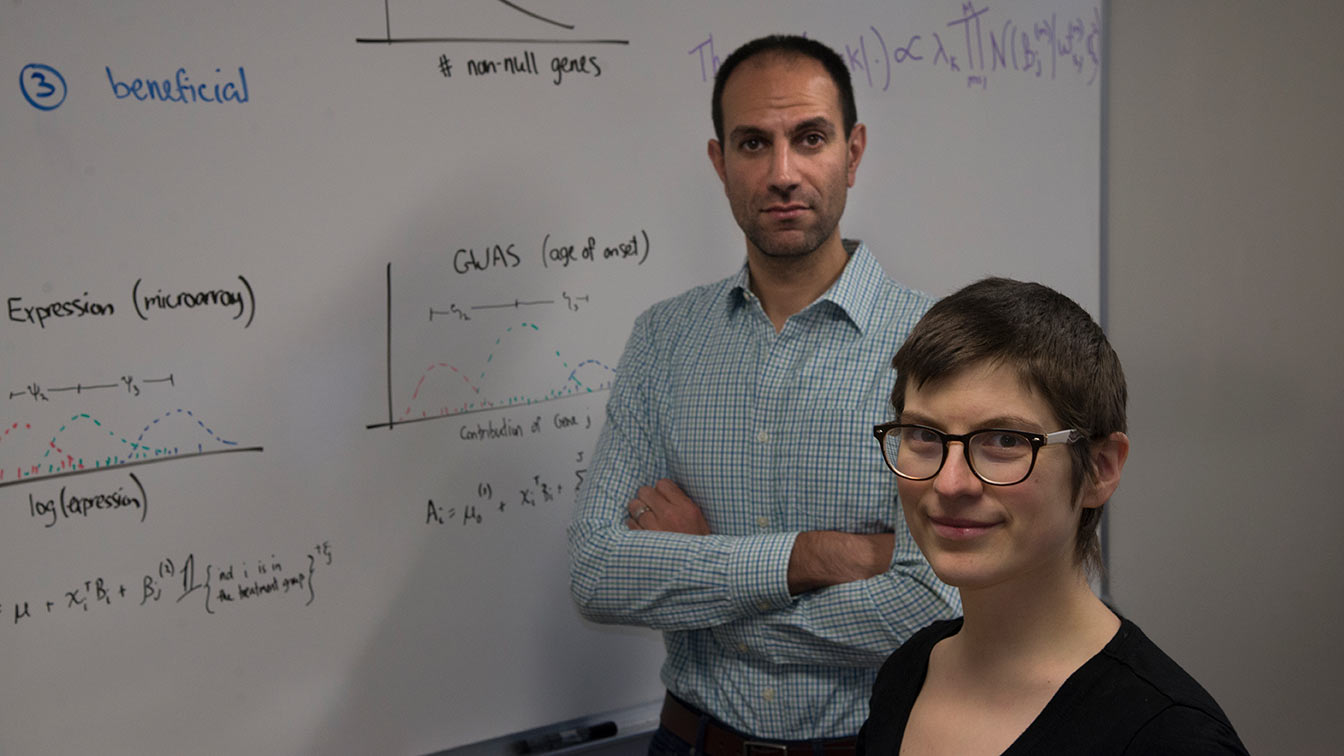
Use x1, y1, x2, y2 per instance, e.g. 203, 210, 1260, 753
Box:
1081, 432, 1129, 509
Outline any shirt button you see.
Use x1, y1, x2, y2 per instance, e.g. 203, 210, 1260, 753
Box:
762, 688, 776, 702
757, 601, 771, 612
738, 643, 749, 653
756, 430, 771, 443
756, 516, 770, 528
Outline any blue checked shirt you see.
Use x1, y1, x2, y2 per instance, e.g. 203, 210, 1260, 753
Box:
567, 241, 960, 739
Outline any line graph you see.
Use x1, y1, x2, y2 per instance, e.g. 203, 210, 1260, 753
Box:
397, 341, 613, 419
368, 264, 614, 430
0, 411, 263, 489
357, 0, 629, 45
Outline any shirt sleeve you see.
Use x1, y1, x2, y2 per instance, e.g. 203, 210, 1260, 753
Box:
567, 310, 799, 630
703, 519, 960, 667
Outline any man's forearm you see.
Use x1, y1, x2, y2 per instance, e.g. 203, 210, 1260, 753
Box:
786, 530, 895, 595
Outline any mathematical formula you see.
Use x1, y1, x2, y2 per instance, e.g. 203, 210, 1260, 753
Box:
4, 541, 333, 627
425, 469, 585, 530
689, 3, 1102, 91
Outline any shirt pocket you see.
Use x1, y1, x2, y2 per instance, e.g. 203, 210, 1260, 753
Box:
775, 407, 901, 533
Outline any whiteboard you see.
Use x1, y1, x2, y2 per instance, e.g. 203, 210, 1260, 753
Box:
0, 1, 1101, 754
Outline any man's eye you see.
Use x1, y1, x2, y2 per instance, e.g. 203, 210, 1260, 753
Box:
741, 137, 764, 151
801, 133, 825, 147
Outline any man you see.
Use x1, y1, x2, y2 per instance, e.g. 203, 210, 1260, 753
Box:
567, 35, 959, 753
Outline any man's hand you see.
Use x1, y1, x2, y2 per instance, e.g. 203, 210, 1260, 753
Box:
787, 531, 895, 596
624, 482, 893, 596
626, 479, 710, 535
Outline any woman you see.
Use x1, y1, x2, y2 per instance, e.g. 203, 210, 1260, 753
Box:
858, 278, 1247, 755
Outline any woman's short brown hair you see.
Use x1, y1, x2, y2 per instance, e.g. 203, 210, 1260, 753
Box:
890, 277, 1127, 575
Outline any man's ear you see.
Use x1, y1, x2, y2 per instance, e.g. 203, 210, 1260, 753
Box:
1081, 432, 1129, 510
845, 123, 867, 187
707, 139, 727, 186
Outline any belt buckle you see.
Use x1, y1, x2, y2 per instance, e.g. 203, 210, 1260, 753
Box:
742, 742, 789, 756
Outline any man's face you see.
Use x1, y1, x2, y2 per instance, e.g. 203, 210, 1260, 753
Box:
708, 54, 865, 260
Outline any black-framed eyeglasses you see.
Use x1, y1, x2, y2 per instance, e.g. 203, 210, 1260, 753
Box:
872, 422, 1084, 487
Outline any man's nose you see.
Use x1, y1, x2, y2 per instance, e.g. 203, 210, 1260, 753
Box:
768, 146, 800, 193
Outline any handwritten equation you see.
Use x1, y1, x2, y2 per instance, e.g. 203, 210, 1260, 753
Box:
4, 541, 333, 627
689, 3, 1102, 91
425, 468, 585, 529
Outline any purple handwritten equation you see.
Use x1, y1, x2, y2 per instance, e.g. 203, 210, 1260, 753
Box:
688, 2, 1101, 92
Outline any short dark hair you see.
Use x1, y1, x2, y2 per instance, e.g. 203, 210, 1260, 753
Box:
711, 34, 858, 145
890, 277, 1127, 575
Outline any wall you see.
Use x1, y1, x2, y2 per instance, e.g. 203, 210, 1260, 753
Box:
1105, 2, 1344, 753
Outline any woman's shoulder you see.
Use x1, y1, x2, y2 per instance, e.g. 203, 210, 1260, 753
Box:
880, 618, 963, 669
1102, 619, 1232, 718
1087, 618, 1249, 754
1125, 704, 1250, 755
872, 617, 963, 693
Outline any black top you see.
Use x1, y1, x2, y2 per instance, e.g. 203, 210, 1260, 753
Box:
857, 617, 1248, 755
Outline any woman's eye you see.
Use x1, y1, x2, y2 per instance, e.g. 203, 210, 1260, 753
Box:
906, 428, 940, 446
981, 432, 1028, 451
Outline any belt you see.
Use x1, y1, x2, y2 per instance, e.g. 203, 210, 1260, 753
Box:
659, 693, 858, 756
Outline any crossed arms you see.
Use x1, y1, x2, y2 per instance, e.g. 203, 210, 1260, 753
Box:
565, 310, 958, 666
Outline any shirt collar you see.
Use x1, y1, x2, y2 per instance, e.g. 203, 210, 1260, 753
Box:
728, 239, 884, 335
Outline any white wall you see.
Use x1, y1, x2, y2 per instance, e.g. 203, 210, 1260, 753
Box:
1105, 2, 1344, 754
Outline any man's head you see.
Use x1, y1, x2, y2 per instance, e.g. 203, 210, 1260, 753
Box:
890, 278, 1128, 575
707, 35, 866, 262
711, 35, 858, 146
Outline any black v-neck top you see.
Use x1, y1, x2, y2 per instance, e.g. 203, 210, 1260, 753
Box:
857, 618, 1248, 755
